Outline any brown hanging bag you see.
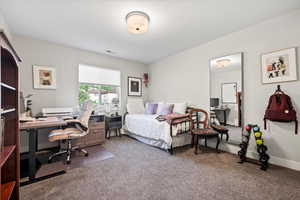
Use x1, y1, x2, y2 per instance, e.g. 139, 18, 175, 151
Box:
264, 85, 298, 134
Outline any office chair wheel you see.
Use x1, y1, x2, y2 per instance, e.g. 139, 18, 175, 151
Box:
66, 160, 71, 165
48, 159, 52, 164
84, 152, 89, 157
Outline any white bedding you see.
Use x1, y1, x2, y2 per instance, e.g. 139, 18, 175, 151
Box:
124, 114, 189, 148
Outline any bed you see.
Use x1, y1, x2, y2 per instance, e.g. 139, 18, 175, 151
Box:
123, 101, 193, 154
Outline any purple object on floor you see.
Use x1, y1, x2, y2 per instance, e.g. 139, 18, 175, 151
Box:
145, 103, 158, 114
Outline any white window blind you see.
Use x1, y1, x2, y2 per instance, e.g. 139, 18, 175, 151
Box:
79, 64, 120, 86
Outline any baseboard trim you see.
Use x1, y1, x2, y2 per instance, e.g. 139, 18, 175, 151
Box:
216, 142, 300, 171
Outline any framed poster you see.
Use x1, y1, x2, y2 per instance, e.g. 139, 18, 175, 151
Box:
33, 65, 56, 89
128, 77, 142, 96
261, 47, 297, 84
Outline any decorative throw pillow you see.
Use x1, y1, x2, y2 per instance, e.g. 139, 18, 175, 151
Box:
157, 103, 174, 115
127, 101, 145, 114
172, 103, 187, 114
145, 103, 158, 114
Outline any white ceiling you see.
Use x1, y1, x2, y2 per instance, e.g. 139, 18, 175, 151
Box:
1, 0, 300, 64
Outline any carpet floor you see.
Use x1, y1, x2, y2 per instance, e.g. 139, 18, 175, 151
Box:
21, 137, 300, 200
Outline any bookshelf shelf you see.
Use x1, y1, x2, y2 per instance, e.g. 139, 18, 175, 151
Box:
1, 181, 16, 200
0, 145, 16, 168
1, 108, 16, 115
1, 82, 16, 91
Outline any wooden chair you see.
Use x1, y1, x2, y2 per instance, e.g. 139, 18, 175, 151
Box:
211, 124, 229, 141
189, 108, 220, 154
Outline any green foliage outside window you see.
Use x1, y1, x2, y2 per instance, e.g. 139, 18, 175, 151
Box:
79, 83, 116, 105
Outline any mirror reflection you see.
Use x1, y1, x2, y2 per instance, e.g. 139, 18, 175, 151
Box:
210, 53, 243, 144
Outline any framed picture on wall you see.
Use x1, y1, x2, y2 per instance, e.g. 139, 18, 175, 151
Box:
33, 65, 56, 89
128, 77, 142, 96
261, 47, 297, 84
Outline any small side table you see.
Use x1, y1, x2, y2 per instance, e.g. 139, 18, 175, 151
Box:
105, 115, 122, 139
210, 108, 230, 126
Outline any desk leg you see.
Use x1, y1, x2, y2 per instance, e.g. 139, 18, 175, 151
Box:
28, 129, 37, 181
224, 110, 227, 126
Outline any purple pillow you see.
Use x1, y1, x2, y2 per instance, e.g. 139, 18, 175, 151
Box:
145, 103, 158, 114
157, 104, 174, 115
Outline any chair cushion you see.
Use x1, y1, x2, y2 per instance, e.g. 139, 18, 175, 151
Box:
48, 128, 83, 142
211, 125, 229, 133
192, 128, 218, 136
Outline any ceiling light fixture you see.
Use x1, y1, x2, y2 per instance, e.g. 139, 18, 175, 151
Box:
216, 59, 231, 67
126, 11, 150, 34
105, 50, 115, 54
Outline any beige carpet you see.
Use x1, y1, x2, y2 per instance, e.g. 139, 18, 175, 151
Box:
21, 137, 300, 200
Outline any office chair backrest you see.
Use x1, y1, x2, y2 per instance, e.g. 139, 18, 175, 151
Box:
77, 101, 93, 131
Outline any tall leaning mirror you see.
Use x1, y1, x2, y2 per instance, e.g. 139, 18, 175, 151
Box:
210, 53, 243, 145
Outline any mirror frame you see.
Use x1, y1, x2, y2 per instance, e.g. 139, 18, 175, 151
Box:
209, 52, 244, 145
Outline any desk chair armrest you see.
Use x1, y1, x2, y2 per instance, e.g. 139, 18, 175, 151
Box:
65, 119, 88, 132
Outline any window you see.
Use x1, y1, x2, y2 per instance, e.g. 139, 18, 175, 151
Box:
78, 64, 121, 113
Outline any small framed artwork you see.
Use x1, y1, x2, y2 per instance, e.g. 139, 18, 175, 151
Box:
128, 77, 142, 96
261, 47, 297, 84
33, 65, 56, 89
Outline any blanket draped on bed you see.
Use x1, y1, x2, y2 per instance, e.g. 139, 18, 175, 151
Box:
156, 113, 191, 125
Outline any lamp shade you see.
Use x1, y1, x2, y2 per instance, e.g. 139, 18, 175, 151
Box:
126, 11, 150, 34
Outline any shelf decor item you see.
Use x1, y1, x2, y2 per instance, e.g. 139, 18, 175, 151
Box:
143, 73, 149, 87
128, 76, 142, 96
261, 47, 297, 84
33, 65, 56, 89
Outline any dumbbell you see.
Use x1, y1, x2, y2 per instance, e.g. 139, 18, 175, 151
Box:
253, 126, 260, 132
259, 154, 270, 163
256, 139, 264, 145
254, 131, 262, 138
245, 125, 252, 131
257, 145, 268, 154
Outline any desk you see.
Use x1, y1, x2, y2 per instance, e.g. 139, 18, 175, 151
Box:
20, 117, 67, 185
211, 108, 230, 126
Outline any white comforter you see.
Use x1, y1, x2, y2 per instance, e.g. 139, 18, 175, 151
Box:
124, 114, 188, 147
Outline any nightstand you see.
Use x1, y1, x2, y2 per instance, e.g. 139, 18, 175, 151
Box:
105, 115, 122, 139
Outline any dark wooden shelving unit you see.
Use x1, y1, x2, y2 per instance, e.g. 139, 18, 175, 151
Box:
1, 30, 22, 200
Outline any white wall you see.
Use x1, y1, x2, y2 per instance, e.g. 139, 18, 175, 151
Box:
148, 10, 300, 170
14, 35, 148, 152
15, 35, 148, 115
0, 12, 12, 40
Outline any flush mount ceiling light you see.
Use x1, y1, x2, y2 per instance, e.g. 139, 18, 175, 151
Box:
105, 49, 114, 54
216, 59, 231, 67
126, 11, 150, 34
